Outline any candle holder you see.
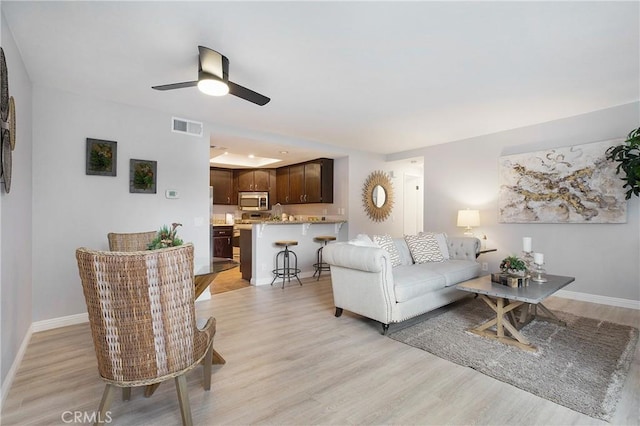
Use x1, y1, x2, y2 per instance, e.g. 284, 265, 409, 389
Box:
531, 262, 548, 283
522, 251, 534, 271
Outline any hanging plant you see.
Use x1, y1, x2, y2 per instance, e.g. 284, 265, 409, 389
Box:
606, 127, 640, 200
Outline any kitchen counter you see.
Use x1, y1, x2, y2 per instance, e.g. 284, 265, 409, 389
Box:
237, 221, 348, 285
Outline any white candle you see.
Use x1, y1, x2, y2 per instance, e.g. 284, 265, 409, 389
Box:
534, 252, 544, 265
522, 237, 532, 253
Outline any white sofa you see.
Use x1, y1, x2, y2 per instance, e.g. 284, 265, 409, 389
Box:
323, 235, 480, 334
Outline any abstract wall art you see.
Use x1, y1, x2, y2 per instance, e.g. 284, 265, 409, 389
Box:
498, 140, 627, 223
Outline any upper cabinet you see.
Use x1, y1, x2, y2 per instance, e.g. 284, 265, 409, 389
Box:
211, 160, 333, 206
277, 158, 333, 204
235, 169, 272, 192
210, 168, 236, 205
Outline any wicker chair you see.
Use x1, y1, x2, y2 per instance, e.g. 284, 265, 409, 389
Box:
76, 243, 215, 426
107, 231, 157, 251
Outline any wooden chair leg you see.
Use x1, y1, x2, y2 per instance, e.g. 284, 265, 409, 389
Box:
144, 383, 161, 398
122, 387, 131, 401
203, 341, 213, 391
96, 384, 116, 425
174, 375, 193, 426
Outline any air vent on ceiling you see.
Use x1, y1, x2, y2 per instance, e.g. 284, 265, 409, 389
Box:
172, 117, 203, 137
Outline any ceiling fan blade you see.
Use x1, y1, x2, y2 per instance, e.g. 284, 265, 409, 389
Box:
228, 81, 270, 106
198, 46, 227, 80
152, 81, 198, 91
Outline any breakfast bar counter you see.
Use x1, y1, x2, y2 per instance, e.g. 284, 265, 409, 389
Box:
238, 220, 348, 285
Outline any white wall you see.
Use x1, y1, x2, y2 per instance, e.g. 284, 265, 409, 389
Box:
31, 87, 211, 322
1, 11, 33, 397
389, 102, 640, 303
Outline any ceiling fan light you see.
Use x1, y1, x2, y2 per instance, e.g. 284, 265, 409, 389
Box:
197, 78, 229, 96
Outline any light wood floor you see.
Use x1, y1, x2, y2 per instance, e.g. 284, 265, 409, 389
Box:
2, 277, 639, 425
209, 268, 250, 294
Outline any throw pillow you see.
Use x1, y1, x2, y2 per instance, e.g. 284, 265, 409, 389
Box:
372, 234, 402, 267
419, 231, 450, 260
404, 234, 445, 263
348, 234, 378, 247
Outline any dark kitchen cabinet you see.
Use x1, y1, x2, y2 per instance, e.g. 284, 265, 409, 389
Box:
276, 167, 290, 204
276, 158, 333, 204
212, 226, 233, 259
235, 169, 271, 192
210, 168, 236, 205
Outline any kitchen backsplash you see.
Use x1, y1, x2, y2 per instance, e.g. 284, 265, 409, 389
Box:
211, 203, 346, 224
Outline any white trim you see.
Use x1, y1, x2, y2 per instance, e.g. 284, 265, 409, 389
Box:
196, 291, 211, 303
32, 312, 89, 333
1, 324, 33, 408
555, 290, 640, 310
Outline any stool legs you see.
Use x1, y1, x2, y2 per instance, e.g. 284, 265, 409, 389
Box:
313, 242, 331, 281
270, 245, 302, 289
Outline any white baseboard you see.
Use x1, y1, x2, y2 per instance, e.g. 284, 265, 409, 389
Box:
32, 312, 88, 333
1, 324, 33, 409
555, 290, 640, 310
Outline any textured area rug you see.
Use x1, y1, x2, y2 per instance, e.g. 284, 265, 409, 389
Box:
388, 298, 639, 421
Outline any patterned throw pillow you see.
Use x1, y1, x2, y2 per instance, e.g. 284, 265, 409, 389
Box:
404, 234, 445, 264
372, 234, 402, 267
419, 232, 450, 260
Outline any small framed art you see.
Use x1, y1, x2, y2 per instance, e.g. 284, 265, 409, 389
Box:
129, 159, 157, 194
86, 138, 117, 176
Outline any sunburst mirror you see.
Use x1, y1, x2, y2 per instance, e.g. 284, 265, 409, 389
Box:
362, 170, 394, 222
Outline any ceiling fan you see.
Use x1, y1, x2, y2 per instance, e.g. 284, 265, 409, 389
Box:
152, 46, 270, 106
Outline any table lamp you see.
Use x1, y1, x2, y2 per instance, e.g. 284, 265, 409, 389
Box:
457, 209, 480, 236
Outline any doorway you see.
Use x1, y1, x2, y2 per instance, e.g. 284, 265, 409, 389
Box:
403, 174, 423, 235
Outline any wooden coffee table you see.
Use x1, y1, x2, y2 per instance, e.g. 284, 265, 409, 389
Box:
456, 274, 575, 351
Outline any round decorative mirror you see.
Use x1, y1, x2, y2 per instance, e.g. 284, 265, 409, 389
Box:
362, 170, 394, 222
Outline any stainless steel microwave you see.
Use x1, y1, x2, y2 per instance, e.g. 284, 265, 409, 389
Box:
238, 191, 269, 211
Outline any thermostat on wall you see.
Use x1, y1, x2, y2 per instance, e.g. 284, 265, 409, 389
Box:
165, 189, 179, 199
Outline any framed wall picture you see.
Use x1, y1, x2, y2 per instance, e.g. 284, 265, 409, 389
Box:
498, 140, 627, 223
129, 159, 157, 194
86, 138, 117, 176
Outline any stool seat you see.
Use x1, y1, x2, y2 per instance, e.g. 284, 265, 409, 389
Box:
275, 240, 298, 247
314, 236, 336, 243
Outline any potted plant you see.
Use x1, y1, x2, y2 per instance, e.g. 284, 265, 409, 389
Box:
499, 255, 528, 277
148, 223, 183, 250
606, 126, 640, 200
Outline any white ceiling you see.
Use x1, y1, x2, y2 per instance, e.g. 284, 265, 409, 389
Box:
3, 1, 639, 166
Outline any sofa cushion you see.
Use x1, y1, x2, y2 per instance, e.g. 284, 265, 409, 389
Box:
424, 260, 482, 286
404, 234, 445, 263
420, 231, 450, 260
393, 264, 447, 302
348, 234, 378, 247
393, 238, 413, 266
373, 234, 402, 267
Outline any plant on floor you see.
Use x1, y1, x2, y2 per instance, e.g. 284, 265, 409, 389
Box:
148, 223, 183, 249
499, 255, 527, 276
605, 126, 640, 199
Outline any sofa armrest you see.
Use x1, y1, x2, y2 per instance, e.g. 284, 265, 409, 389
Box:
322, 243, 389, 273
447, 237, 480, 261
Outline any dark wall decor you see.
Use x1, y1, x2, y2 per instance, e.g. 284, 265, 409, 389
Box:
0, 47, 14, 193
86, 138, 117, 176
129, 159, 157, 194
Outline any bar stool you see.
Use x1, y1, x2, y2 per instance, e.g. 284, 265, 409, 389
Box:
313, 236, 336, 280
271, 240, 302, 289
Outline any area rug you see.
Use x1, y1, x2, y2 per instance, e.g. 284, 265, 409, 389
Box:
388, 298, 639, 421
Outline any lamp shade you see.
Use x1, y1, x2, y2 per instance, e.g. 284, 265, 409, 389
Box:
457, 209, 480, 228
